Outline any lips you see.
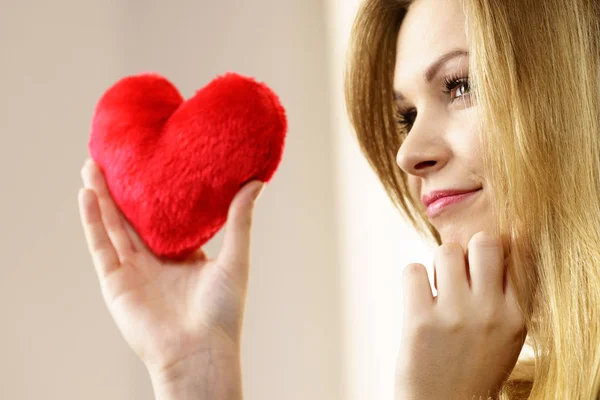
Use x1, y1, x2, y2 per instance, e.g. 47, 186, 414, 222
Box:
423, 189, 482, 218
422, 189, 478, 207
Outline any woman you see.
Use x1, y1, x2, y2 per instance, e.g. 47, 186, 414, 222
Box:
345, 0, 600, 398
78, 0, 600, 399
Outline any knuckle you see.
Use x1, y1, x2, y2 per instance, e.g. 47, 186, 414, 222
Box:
446, 319, 465, 333
469, 231, 500, 249
477, 308, 502, 332
214, 259, 245, 289
119, 251, 139, 267
441, 313, 466, 332
403, 263, 425, 279
104, 212, 121, 231
437, 242, 463, 257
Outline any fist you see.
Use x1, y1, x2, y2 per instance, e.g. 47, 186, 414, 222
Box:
395, 231, 526, 400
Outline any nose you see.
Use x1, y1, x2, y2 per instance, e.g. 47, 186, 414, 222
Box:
395, 123, 449, 177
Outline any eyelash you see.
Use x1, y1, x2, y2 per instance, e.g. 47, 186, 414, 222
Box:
395, 73, 471, 133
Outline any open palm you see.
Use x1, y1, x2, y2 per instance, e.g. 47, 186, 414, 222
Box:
78, 160, 264, 377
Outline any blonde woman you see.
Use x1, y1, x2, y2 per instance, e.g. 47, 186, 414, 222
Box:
345, 0, 600, 398
78, 0, 600, 399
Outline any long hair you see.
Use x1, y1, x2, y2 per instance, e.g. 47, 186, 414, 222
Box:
344, 0, 600, 398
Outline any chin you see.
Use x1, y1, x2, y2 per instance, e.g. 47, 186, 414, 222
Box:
436, 192, 492, 249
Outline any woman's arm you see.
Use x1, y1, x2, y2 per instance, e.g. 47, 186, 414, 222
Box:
78, 160, 265, 399
149, 349, 243, 400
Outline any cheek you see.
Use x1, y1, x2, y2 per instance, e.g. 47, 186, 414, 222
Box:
457, 130, 482, 162
407, 177, 421, 204
453, 115, 484, 174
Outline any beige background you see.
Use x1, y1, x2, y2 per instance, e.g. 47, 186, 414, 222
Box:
0, 0, 435, 399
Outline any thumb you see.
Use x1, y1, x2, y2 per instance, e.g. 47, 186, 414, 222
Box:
217, 180, 265, 273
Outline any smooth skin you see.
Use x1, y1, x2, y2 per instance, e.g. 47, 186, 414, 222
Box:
396, 234, 526, 400
78, 159, 264, 399
393, 0, 526, 398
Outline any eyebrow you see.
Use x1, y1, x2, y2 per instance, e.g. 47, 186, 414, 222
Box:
393, 49, 469, 101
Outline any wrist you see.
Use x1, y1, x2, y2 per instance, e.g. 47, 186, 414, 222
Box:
149, 350, 243, 400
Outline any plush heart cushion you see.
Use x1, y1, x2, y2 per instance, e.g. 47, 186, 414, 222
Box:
89, 72, 287, 260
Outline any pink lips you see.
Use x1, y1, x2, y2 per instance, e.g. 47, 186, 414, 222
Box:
425, 189, 482, 218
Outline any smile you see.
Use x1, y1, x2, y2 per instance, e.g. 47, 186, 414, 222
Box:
426, 189, 482, 218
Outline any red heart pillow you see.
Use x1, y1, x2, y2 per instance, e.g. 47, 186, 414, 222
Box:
89, 72, 287, 260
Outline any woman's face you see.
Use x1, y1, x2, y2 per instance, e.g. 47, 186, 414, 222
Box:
393, 0, 493, 249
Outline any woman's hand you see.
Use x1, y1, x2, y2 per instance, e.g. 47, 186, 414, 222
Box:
78, 160, 265, 398
395, 231, 526, 400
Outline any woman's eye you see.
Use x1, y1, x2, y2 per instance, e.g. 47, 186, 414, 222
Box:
395, 75, 471, 134
453, 81, 470, 99
396, 109, 416, 133
443, 76, 471, 102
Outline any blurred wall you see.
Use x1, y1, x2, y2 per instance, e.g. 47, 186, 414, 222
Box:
0, 1, 342, 399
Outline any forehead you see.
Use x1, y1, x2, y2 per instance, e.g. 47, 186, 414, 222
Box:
394, 0, 468, 89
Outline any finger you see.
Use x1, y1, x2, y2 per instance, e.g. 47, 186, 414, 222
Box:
467, 231, 505, 301
121, 219, 148, 254
78, 188, 121, 278
402, 263, 434, 317
434, 242, 470, 307
81, 160, 138, 258
217, 180, 265, 275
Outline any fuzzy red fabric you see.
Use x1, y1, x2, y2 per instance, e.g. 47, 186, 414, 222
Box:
89, 72, 287, 260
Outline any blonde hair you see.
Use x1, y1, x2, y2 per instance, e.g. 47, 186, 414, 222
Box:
344, 0, 600, 399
